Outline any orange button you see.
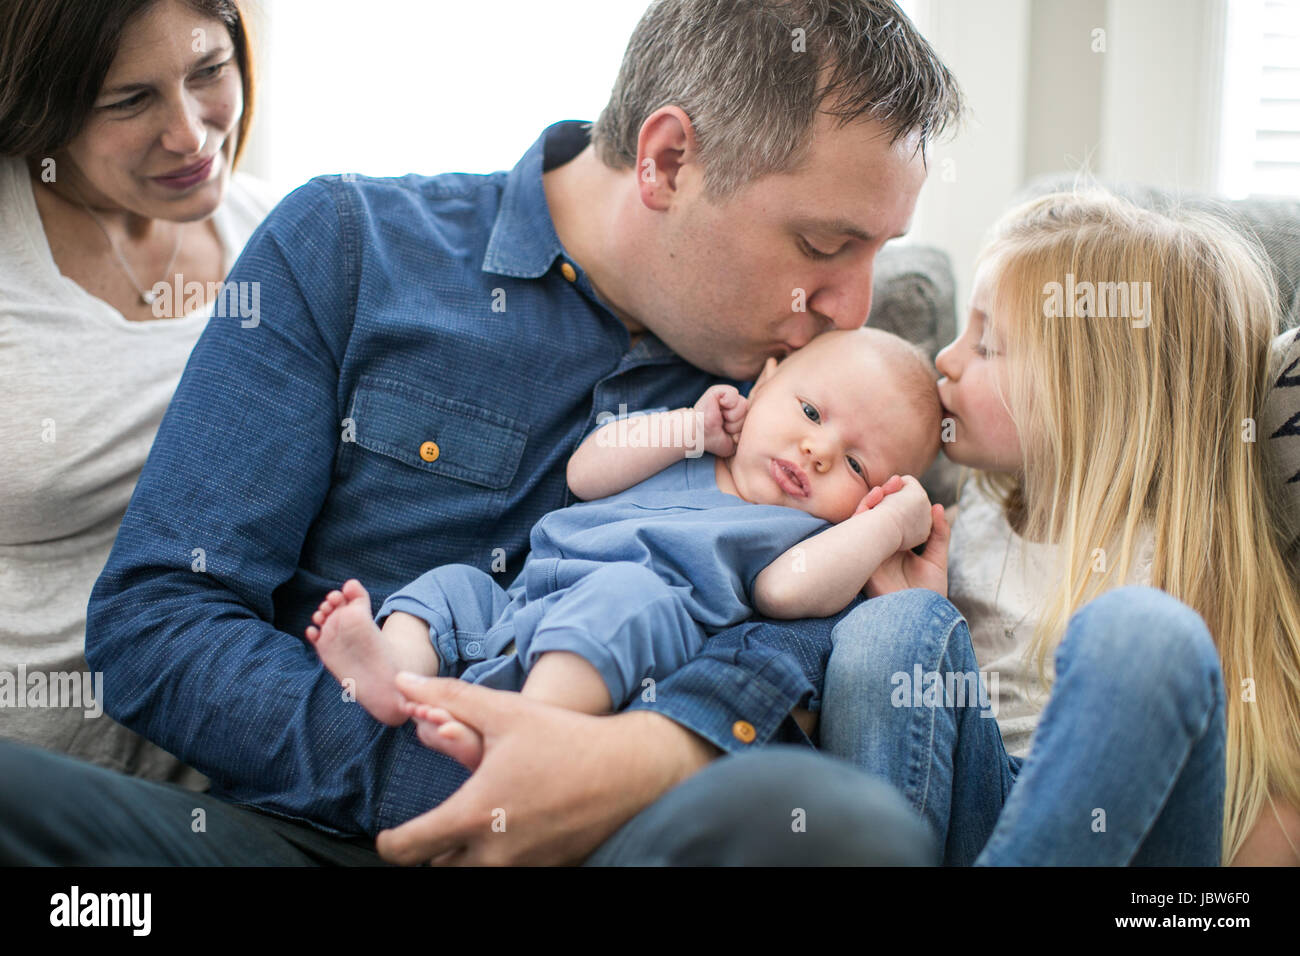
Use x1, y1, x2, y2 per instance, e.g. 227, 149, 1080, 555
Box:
419, 440, 440, 462
560, 262, 577, 282
731, 720, 756, 743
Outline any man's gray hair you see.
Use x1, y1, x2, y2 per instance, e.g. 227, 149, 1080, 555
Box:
592, 0, 963, 198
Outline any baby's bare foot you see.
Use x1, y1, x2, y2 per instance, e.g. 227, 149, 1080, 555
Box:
399, 700, 486, 770
305, 579, 407, 725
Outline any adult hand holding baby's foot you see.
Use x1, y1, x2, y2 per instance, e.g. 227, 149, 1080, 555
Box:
398, 697, 486, 770
693, 384, 748, 457
378, 674, 663, 866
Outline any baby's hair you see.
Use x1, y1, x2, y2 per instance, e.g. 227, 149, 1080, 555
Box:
848, 326, 943, 447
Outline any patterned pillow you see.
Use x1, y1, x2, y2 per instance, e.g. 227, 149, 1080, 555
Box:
1264, 327, 1300, 561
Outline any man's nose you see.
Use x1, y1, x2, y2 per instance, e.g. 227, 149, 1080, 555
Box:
812, 263, 876, 331
160, 93, 208, 155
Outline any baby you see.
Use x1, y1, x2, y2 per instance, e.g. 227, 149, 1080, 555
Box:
305, 326, 943, 764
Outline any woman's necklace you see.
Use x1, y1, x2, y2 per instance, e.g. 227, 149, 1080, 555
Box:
69, 185, 184, 306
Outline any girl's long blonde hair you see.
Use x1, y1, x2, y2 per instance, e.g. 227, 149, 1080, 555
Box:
973, 189, 1300, 863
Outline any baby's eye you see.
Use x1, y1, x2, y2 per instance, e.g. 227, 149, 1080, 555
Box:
847, 457, 865, 478
801, 400, 820, 423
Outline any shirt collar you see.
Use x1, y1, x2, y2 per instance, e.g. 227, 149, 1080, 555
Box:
481, 120, 590, 279
479, 122, 680, 367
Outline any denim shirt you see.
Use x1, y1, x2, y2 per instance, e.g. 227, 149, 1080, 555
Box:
86, 120, 865, 837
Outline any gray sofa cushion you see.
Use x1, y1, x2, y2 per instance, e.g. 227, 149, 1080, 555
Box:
868, 244, 958, 360
866, 243, 962, 505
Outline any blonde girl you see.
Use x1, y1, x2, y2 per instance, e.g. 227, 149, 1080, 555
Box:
821, 189, 1300, 865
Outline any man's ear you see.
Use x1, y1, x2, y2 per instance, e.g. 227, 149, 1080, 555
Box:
751, 356, 780, 390
635, 106, 698, 212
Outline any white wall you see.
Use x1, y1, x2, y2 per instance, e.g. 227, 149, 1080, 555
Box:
242, 0, 1235, 328
903, 0, 1032, 331
1023, 0, 1104, 181
1098, 0, 1224, 193
907, 0, 1230, 323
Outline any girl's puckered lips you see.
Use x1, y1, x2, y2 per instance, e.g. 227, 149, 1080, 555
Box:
937, 385, 957, 418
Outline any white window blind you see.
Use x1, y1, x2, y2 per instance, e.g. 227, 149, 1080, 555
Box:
1220, 0, 1300, 198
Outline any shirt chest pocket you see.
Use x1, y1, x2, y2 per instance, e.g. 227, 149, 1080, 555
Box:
346, 375, 528, 490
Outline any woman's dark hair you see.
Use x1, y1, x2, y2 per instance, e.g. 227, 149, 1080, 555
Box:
0, 0, 255, 163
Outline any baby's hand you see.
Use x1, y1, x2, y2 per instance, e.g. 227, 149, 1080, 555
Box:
861, 474, 933, 551
693, 385, 748, 458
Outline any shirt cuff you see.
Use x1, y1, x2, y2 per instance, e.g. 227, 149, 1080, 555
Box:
621, 645, 816, 754
619, 597, 866, 754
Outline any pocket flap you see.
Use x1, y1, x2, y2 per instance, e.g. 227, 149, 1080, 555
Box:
349, 375, 528, 490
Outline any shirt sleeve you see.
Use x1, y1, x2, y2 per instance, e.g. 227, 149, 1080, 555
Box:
582, 404, 670, 441
85, 178, 462, 836
621, 596, 866, 751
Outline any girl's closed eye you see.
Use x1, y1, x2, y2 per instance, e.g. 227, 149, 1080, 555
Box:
976, 328, 1001, 357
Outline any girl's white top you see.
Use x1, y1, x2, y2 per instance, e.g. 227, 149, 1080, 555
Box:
946, 478, 1155, 759
0, 155, 280, 785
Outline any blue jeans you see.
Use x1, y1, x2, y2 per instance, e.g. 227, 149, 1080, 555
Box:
820, 587, 1226, 865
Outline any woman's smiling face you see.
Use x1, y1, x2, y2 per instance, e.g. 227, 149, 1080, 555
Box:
56, 0, 243, 221
934, 257, 1024, 473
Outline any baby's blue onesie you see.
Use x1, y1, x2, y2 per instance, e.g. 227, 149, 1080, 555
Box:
375, 452, 829, 708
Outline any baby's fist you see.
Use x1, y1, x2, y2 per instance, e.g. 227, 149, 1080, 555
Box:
873, 475, 933, 551
693, 385, 748, 458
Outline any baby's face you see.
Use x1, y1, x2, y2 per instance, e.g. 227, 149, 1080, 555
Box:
729, 341, 938, 523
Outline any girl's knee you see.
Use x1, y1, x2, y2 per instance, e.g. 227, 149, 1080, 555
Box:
1061, 586, 1220, 692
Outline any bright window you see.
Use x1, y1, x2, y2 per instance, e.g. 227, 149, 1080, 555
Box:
253, 0, 648, 191
1219, 0, 1300, 198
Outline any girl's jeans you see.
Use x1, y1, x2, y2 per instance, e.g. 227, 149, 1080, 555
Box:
820, 586, 1226, 865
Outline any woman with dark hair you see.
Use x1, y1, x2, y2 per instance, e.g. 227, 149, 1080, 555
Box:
0, 0, 279, 784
